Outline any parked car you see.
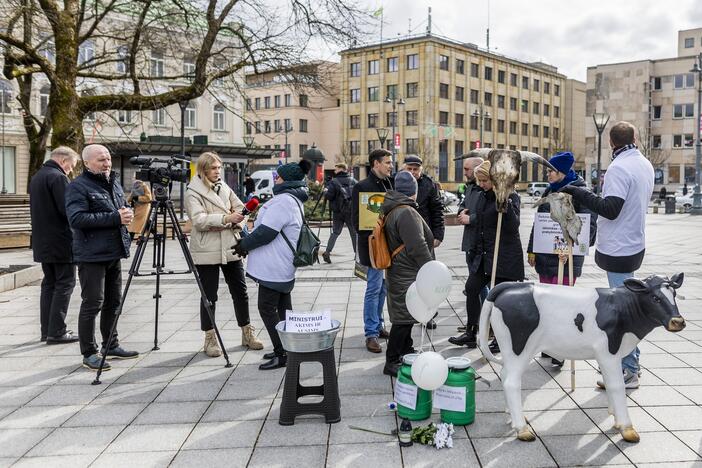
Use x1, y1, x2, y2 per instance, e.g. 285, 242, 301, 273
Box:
250, 169, 276, 202
440, 190, 458, 207
676, 193, 694, 213
527, 182, 549, 197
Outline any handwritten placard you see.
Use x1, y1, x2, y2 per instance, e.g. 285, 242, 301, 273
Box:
285, 310, 332, 333
432, 385, 466, 412
532, 213, 591, 256
394, 380, 418, 410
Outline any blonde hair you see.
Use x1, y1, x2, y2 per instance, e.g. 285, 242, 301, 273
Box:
196, 152, 223, 188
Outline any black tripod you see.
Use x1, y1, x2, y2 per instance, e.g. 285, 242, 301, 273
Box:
93, 186, 232, 385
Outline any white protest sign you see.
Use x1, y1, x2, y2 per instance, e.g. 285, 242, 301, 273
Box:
532, 213, 591, 256
432, 385, 466, 412
394, 381, 418, 410
285, 310, 332, 333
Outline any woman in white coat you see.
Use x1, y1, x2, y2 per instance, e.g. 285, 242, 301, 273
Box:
185, 152, 263, 357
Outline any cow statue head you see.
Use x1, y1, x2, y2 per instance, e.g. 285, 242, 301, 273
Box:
624, 273, 686, 332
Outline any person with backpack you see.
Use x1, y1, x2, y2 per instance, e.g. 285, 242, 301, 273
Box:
236, 160, 312, 370
321, 163, 357, 263
379, 171, 434, 376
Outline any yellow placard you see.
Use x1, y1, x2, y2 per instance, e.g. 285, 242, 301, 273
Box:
359, 192, 385, 230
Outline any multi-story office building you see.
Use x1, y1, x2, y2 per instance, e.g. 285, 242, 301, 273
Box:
339, 33, 573, 188
585, 27, 702, 189
244, 62, 340, 171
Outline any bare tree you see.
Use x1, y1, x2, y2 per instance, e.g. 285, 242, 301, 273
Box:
0, 0, 370, 184
416, 137, 438, 179
637, 125, 670, 167
336, 142, 357, 169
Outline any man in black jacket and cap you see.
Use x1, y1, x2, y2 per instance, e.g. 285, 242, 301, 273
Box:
321, 163, 357, 263
65, 144, 139, 371
29, 146, 80, 344
352, 149, 393, 353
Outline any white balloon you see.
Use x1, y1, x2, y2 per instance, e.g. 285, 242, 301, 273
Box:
406, 282, 434, 324
411, 351, 449, 391
416, 261, 452, 308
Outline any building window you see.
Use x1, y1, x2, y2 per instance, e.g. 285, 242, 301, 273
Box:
652, 135, 661, 148
245, 98, 252, 111
254, 121, 261, 134
455, 113, 464, 128
212, 104, 225, 130
406, 82, 419, 98
454, 140, 464, 181
350, 62, 360, 77
554, 84, 560, 96
39, 84, 50, 117
509, 121, 517, 134
439, 55, 449, 71
350, 89, 360, 103
674, 103, 695, 118
470, 89, 479, 104
283, 118, 292, 132
152, 108, 165, 126
521, 99, 528, 112
673, 104, 683, 119
685, 37, 694, 48
533, 79, 540, 92
79, 40, 95, 65
498, 70, 505, 84
653, 77, 662, 90
439, 139, 448, 181
673, 135, 683, 148
455, 86, 464, 101
117, 110, 132, 124
554, 106, 560, 118
387, 84, 398, 99
495, 95, 505, 109
484, 92, 492, 106
350, 115, 360, 129
284, 94, 291, 106
368, 86, 379, 101
368, 59, 379, 75
299, 94, 308, 107
264, 120, 271, 133
509, 97, 517, 111
544, 82, 550, 94
254, 97, 261, 110
439, 83, 449, 99
116, 46, 128, 74
497, 119, 505, 133
470, 115, 478, 130
367, 113, 378, 128
264, 96, 271, 109
387, 112, 397, 127
685, 103, 695, 117
510, 73, 518, 86
439, 111, 448, 126
456, 59, 465, 74
274, 120, 282, 132
543, 104, 550, 116
484, 66, 493, 81
299, 144, 308, 158
553, 127, 560, 141
150, 51, 164, 77
387, 57, 398, 72
471, 63, 479, 78
245, 122, 253, 135
406, 110, 417, 126
299, 119, 308, 132
407, 54, 419, 70
522, 76, 529, 89
274, 95, 281, 108
0, 147, 16, 194
543, 126, 550, 139
484, 118, 492, 132
522, 123, 529, 136
533, 102, 540, 114
406, 138, 419, 154
349, 141, 361, 155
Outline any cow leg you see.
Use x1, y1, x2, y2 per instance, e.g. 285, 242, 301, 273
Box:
599, 356, 639, 443
501, 357, 534, 442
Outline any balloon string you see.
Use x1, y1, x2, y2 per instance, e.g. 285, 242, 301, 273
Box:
420, 324, 425, 352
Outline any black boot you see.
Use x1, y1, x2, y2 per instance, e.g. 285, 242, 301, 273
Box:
448, 326, 477, 348
383, 360, 401, 377
259, 354, 287, 370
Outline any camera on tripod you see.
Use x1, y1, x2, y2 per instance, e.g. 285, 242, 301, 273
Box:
130, 156, 191, 199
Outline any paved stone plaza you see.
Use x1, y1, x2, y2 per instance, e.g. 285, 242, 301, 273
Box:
1, 203, 702, 467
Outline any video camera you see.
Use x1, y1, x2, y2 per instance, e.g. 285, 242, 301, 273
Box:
130, 155, 191, 186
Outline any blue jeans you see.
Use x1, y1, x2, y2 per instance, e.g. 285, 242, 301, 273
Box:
364, 267, 386, 338
607, 271, 640, 373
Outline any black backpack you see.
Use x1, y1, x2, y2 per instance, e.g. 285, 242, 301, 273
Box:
280, 195, 320, 267
335, 177, 355, 214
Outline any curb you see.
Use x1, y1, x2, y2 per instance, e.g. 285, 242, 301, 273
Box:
0, 264, 43, 293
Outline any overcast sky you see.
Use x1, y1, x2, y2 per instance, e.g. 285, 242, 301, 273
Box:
326, 0, 702, 81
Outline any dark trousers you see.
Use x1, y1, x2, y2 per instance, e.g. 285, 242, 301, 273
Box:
386, 324, 414, 364
258, 285, 292, 356
40, 263, 76, 338
466, 262, 511, 327
196, 261, 250, 331
326, 210, 357, 253
77, 260, 122, 358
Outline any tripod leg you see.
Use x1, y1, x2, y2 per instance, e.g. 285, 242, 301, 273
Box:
93, 203, 156, 385
165, 202, 233, 368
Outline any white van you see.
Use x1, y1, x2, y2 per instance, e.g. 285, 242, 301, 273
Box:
250, 169, 276, 201
527, 182, 549, 197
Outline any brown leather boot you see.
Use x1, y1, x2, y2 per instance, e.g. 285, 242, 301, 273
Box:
366, 337, 382, 353
241, 324, 264, 350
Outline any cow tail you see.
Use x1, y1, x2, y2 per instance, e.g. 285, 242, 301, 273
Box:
478, 300, 503, 365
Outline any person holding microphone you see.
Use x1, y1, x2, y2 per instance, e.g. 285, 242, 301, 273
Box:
185, 152, 263, 358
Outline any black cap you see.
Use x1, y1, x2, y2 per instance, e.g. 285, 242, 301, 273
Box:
404, 155, 423, 166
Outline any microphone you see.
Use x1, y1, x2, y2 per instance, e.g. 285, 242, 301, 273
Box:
242, 198, 259, 216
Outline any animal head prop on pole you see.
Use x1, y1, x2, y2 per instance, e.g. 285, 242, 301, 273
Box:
455, 149, 557, 212
534, 193, 583, 246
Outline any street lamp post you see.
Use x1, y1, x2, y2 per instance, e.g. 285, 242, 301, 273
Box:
472, 103, 490, 149
593, 112, 610, 195
385, 96, 404, 169
376, 127, 389, 149
177, 100, 189, 219
691, 53, 702, 215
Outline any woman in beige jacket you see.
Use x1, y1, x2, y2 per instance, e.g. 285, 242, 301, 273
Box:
185, 152, 263, 357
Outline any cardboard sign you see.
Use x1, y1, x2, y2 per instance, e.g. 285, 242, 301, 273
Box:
394, 380, 418, 410
432, 385, 466, 412
532, 213, 591, 256
358, 192, 385, 231
285, 310, 332, 333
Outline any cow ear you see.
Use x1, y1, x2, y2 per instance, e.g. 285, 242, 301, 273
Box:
623, 278, 649, 294
670, 272, 684, 289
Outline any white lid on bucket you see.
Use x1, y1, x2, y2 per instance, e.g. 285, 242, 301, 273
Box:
446, 356, 472, 370
402, 353, 420, 365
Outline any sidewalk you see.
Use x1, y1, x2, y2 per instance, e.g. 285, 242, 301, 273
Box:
1, 205, 702, 467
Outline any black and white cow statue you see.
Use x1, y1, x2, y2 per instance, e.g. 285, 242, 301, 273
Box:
478, 273, 685, 443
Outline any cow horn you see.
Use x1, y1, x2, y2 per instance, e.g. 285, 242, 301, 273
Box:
453, 148, 493, 161
518, 151, 558, 172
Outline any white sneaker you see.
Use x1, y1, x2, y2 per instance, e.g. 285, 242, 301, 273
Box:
596, 369, 639, 390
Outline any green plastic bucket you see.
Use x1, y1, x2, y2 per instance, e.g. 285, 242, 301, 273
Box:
439, 356, 476, 426
396, 353, 432, 421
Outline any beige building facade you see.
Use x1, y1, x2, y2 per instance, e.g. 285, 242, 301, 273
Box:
586, 27, 702, 190
339, 34, 573, 188
243, 62, 341, 172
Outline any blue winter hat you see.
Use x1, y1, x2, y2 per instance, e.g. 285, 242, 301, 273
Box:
549, 152, 575, 175
394, 171, 418, 197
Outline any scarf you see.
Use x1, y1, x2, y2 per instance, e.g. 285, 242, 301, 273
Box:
273, 180, 309, 202
549, 169, 579, 192
612, 143, 637, 160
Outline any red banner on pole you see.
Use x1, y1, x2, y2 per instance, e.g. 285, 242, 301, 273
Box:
394, 133, 401, 149
475, 140, 481, 149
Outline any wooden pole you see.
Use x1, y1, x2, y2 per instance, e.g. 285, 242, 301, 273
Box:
568, 239, 576, 392
490, 212, 503, 289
